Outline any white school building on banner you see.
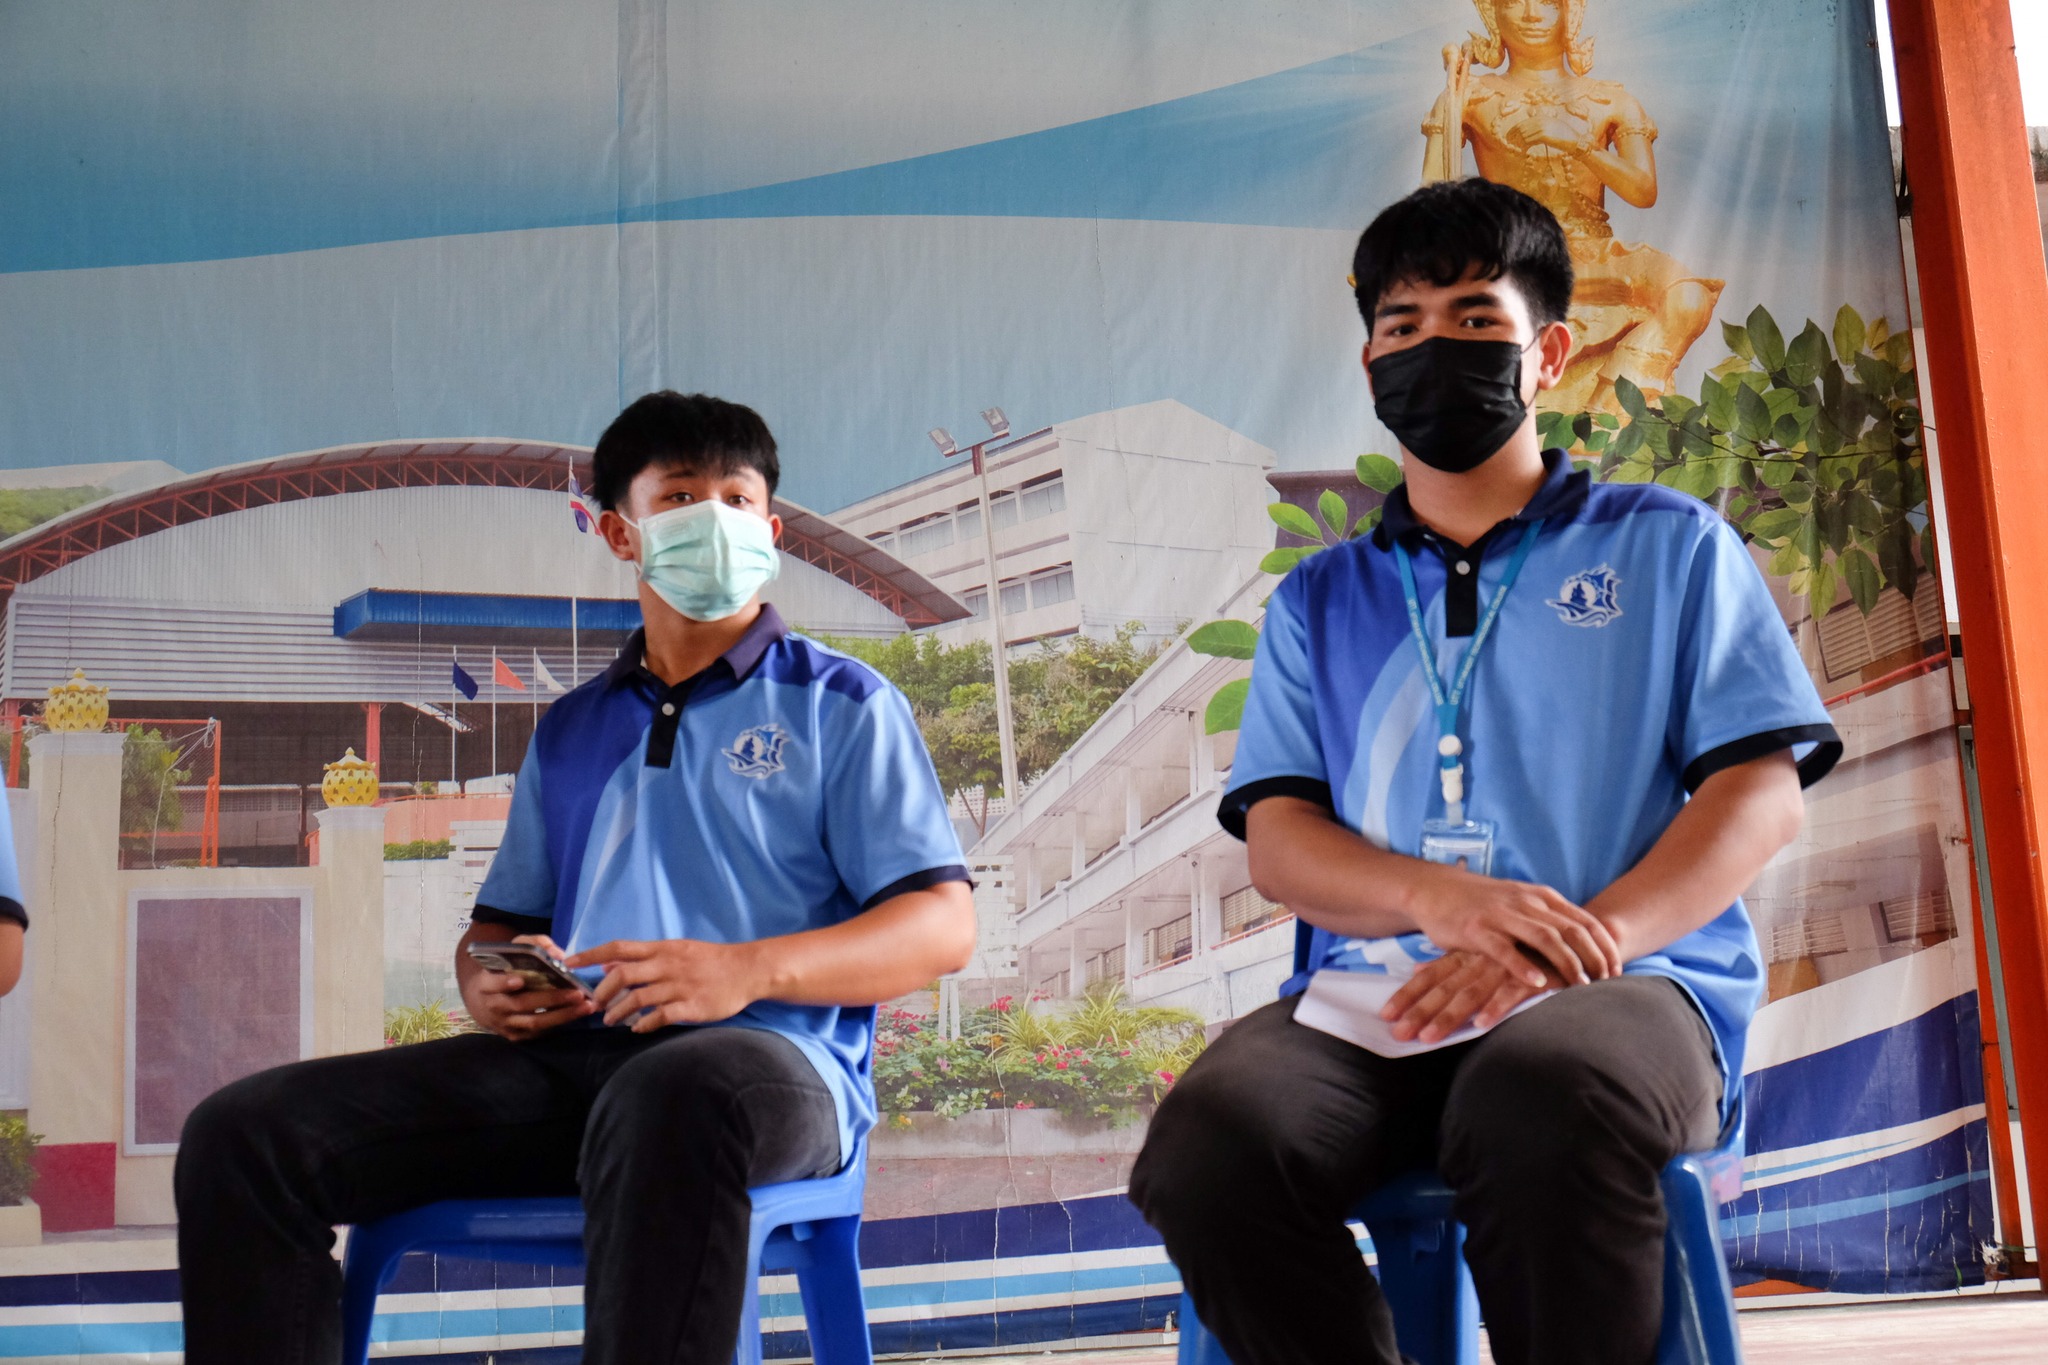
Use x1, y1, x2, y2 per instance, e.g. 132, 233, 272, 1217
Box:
827, 399, 1278, 654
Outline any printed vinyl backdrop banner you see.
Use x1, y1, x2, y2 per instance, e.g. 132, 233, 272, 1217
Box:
0, 0, 1987, 1357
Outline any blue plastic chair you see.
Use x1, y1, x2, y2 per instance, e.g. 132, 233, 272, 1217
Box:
338, 1133, 873, 1365
1174, 925, 1747, 1365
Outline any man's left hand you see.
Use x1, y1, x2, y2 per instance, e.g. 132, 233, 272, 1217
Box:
1380, 950, 1548, 1044
568, 939, 761, 1031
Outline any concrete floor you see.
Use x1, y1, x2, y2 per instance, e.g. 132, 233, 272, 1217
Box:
902, 1290, 2048, 1363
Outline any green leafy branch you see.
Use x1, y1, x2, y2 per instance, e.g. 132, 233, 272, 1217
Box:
1185, 454, 1403, 733
1539, 302, 1928, 616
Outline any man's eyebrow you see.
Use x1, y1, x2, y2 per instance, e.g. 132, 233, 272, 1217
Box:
1452, 290, 1508, 309
1373, 301, 1420, 320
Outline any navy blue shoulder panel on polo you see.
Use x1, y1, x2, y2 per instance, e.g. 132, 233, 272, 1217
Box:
756, 637, 885, 702
535, 672, 658, 930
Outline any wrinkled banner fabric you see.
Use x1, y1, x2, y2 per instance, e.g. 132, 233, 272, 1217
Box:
0, 0, 1989, 1356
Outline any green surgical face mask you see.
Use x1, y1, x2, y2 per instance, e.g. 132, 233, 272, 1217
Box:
628, 500, 780, 622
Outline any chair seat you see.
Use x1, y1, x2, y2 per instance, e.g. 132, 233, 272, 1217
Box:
339, 1140, 873, 1365
1359, 1171, 1459, 1224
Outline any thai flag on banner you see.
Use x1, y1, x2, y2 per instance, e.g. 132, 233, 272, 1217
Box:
532, 653, 567, 694
451, 660, 479, 700
493, 656, 527, 692
568, 474, 598, 534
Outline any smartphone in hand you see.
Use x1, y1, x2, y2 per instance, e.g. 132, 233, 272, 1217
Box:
465, 940, 596, 997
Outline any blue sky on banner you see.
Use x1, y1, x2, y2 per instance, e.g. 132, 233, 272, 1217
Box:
1, 0, 1900, 512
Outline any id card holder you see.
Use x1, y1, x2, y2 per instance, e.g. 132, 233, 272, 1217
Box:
1420, 817, 1495, 875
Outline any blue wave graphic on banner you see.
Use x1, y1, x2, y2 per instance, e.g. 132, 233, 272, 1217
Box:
597, 46, 1424, 234
1732, 993, 1993, 1292
2, 43, 1416, 274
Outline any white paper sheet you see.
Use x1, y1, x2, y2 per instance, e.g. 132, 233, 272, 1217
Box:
1294, 968, 1553, 1058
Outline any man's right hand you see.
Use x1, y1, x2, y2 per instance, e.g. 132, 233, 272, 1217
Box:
1402, 862, 1623, 990
460, 933, 598, 1041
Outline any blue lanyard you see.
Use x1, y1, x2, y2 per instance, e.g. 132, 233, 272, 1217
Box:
1393, 519, 1543, 812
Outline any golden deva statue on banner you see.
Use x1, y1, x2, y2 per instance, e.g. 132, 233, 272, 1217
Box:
1422, 0, 1724, 413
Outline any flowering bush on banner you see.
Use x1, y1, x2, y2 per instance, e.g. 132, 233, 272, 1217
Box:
873, 987, 1206, 1125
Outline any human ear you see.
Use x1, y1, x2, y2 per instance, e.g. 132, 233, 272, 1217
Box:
597, 508, 638, 565
1531, 319, 1575, 393
1361, 340, 1376, 396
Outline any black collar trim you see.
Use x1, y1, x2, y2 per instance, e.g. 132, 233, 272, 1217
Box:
1372, 448, 1590, 552
601, 603, 789, 692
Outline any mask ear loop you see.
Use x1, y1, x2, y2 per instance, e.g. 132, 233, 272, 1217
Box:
1516, 330, 1546, 408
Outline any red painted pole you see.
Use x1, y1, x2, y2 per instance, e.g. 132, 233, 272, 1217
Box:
1888, 0, 2048, 1264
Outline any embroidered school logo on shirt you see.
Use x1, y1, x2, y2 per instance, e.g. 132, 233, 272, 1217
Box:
723, 723, 790, 778
1548, 565, 1624, 627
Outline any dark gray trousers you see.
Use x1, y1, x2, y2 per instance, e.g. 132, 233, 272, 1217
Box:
1128, 975, 1722, 1365
175, 1024, 842, 1365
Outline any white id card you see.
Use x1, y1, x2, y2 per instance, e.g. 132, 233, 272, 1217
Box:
1420, 816, 1495, 875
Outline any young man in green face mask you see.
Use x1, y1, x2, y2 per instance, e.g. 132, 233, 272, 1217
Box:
175, 391, 977, 1364
1127, 179, 1839, 1364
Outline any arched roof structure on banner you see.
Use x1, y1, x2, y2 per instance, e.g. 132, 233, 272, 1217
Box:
0, 439, 968, 627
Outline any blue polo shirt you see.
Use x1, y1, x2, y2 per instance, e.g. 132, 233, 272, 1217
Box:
1220, 451, 1840, 1105
474, 605, 968, 1162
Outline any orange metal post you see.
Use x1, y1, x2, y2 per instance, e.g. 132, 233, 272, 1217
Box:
1888, 0, 2048, 1257
1967, 831, 2028, 1255
203, 720, 221, 868
363, 701, 382, 769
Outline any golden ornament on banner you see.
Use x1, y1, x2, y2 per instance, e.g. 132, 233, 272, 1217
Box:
1419, 0, 1724, 413
321, 747, 380, 807
43, 668, 109, 732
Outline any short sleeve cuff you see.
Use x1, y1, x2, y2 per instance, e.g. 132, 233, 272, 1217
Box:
860, 864, 973, 911
1218, 776, 1334, 840
1682, 723, 1843, 794
471, 902, 554, 935
0, 898, 27, 930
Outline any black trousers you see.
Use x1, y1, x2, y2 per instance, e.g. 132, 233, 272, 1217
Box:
174, 1024, 842, 1365
1129, 975, 1722, 1365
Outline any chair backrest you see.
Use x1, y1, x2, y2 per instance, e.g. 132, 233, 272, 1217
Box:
1698, 1090, 1746, 1205
1290, 919, 1315, 977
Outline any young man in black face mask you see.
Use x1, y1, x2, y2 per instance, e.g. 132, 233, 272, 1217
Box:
1127, 178, 1839, 1365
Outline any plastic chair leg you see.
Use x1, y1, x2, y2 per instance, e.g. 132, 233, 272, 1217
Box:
1174, 1289, 1235, 1365
792, 1216, 873, 1365
1364, 1214, 1479, 1365
1655, 1156, 1744, 1365
339, 1223, 407, 1365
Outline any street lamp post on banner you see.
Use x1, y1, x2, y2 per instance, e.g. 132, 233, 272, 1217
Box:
930, 409, 1022, 807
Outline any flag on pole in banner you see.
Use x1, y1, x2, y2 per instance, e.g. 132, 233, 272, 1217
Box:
533, 653, 567, 694
494, 656, 527, 692
451, 660, 479, 700
568, 474, 599, 534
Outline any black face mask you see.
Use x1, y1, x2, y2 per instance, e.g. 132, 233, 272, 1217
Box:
1368, 336, 1536, 474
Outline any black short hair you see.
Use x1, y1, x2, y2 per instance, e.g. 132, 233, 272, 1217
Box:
589, 391, 780, 511
1350, 179, 1574, 331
